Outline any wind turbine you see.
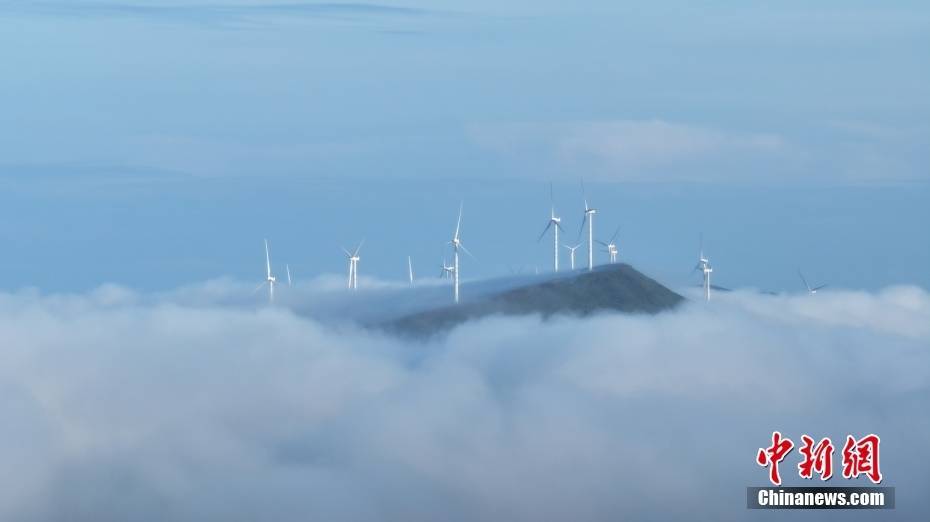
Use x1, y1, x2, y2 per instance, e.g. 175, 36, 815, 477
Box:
537, 182, 564, 272
596, 226, 621, 264
692, 235, 713, 302
798, 270, 827, 295
408, 256, 415, 285
448, 202, 474, 304
253, 239, 277, 303
563, 243, 582, 270
578, 179, 597, 271
440, 257, 455, 279
342, 239, 364, 290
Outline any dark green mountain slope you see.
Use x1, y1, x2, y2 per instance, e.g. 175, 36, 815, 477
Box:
385, 263, 683, 336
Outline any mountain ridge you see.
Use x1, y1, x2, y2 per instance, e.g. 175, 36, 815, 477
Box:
382, 263, 684, 337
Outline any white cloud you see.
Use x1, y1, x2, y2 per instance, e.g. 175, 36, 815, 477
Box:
557, 120, 784, 169
469, 119, 790, 183
0, 283, 928, 520
470, 118, 930, 185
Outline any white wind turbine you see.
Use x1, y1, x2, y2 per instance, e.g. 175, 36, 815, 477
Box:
537, 183, 564, 272
596, 226, 621, 264
253, 239, 278, 303
578, 180, 597, 271
798, 270, 827, 295
342, 240, 364, 290
693, 235, 713, 302
563, 243, 582, 270
448, 202, 474, 304
440, 257, 455, 279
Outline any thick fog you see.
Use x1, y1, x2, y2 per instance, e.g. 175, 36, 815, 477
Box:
0, 281, 928, 521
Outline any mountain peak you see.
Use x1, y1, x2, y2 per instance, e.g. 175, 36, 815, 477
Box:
384, 263, 683, 337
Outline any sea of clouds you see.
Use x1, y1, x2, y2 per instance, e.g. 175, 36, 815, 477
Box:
0, 279, 928, 521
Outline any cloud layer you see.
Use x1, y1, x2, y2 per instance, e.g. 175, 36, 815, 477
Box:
468, 119, 929, 184
3, 1, 433, 25
1, 283, 928, 520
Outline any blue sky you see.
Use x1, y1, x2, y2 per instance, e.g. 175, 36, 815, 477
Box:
0, 0, 928, 292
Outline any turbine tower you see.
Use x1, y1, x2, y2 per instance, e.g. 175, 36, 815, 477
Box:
596, 226, 620, 264
579, 180, 597, 271
448, 202, 474, 304
798, 270, 827, 295
342, 240, 364, 291
693, 236, 713, 302
253, 239, 277, 303
537, 183, 563, 272
563, 243, 582, 270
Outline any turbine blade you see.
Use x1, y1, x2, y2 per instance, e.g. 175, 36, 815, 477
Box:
454, 201, 463, 241
252, 281, 267, 294
813, 284, 828, 291
577, 213, 587, 240
286, 264, 292, 287
341, 247, 351, 257
609, 226, 620, 243
354, 238, 365, 256
537, 221, 552, 242
265, 239, 272, 278
549, 181, 556, 218
581, 178, 589, 211
798, 270, 811, 291
595, 239, 608, 247
460, 243, 477, 260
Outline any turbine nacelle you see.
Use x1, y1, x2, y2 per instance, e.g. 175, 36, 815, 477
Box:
695, 258, 712, 274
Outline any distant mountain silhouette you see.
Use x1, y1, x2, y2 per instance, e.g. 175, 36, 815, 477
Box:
383, 263, 683, 337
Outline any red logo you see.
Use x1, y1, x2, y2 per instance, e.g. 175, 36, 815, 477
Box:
756, 431, 794, 486
842, 434, 883, 484
798, 435, 834, 481
757, 432, 882, 485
